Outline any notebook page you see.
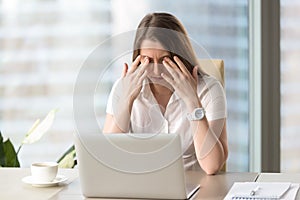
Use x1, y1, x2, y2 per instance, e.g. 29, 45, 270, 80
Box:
224, 182, 292, 200
280, 184, 299, 200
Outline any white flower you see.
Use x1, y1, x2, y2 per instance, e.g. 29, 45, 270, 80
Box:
22, 109, 58, 144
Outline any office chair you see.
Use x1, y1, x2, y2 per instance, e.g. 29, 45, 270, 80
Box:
198, 59, 224, 87
198, 59, 226, 172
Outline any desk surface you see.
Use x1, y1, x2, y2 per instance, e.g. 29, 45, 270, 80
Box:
2, 168, 300, 200
191, 171, 258, 200
0, 168, 258, 200
52, 170, 259, 200
0, 168, 78, 200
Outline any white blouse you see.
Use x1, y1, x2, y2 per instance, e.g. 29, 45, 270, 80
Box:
106, 74, 227, 171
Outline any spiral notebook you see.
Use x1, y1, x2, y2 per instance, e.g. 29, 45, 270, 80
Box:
224, 182, 299, 200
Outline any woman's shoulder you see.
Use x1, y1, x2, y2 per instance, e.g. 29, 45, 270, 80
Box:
197, 74, 225, 100
109, 78, 123, 94
198, 74, 223, 89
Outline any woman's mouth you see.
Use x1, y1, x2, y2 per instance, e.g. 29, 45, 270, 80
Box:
149, 76, 164, 81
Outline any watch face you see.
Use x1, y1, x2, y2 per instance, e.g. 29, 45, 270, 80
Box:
195, 109, 204, 118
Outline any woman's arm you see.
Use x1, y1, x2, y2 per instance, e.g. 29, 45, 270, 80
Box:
162, 56, 228, 175
191, 117, 228, 175
103, 56, 149, 133
103, 114, 128, 133
185, 95, 227, 175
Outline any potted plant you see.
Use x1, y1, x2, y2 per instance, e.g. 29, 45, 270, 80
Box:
0, 109, 77, 168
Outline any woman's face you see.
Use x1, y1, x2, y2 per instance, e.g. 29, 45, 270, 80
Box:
139, 40, 172, 88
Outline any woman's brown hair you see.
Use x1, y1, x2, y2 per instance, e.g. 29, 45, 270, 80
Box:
132, 12, 199, 75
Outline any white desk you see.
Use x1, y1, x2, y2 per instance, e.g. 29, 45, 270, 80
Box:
256, 173, 300, 199
190, 171, 259, 199
0, 168, 258, 200
51, 171, 259, 200
0, 168, 78, 200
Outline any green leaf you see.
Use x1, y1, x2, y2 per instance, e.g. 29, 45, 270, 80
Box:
0, 131, 6, 166
57, 145, 76, 168
57, 145, 75, 163
3, 138, 20, 167
22, 109, 58, 144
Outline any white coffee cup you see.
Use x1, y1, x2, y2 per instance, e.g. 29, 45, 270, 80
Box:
31, 162, 58, 182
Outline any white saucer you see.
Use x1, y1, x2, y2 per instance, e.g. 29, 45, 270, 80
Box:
22, 175, 68, 187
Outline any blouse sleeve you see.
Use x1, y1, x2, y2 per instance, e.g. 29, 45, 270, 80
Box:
106, 78, 122, 115
198, 76, 227, 121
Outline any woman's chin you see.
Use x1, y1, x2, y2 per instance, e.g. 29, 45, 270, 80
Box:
149, 76, 164, 82
148, 77, 172, 89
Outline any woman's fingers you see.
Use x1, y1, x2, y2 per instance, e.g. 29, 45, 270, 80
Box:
136, 57, 149, 77
173, 56, 190, 76
123, 55, 148, 91
193, 66, 199, 83
122, 63, 128, 77
138, 69, 148, 84
161, 72, 174, 85
162, 59, 180, 79
128, 55, 141, 73
163, 57, 181, 74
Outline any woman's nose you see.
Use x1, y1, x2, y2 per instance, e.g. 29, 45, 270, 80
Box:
152, 62, 161, 75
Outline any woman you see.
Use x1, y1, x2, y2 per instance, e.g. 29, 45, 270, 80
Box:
103, 12, 228, 175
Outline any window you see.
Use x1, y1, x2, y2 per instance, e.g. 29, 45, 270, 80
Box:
280, 0, 300, 172
0, 0, 112, 166
0, 0, 249, 171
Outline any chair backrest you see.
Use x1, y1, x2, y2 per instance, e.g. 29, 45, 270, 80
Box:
198, 59, 225, 87
198, 59, 226, 172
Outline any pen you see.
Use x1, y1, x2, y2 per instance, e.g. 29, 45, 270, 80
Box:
250, 186, 260, 196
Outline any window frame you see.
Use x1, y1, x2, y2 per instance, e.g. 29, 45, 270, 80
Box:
249, 0, 280, 172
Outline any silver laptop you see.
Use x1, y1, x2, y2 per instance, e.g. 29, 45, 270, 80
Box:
74, 133, 200, 199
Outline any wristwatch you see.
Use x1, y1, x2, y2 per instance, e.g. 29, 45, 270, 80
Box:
187, 108, 206, 121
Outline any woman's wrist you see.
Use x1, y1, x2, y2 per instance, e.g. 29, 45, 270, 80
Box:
126, 96, 135, 113
113, 97, 133, 132
185, 95, 202, 113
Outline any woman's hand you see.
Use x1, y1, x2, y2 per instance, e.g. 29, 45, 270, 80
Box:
161, 56, 200, 110
120, 55, 149, 111
104, 55, 149, 133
